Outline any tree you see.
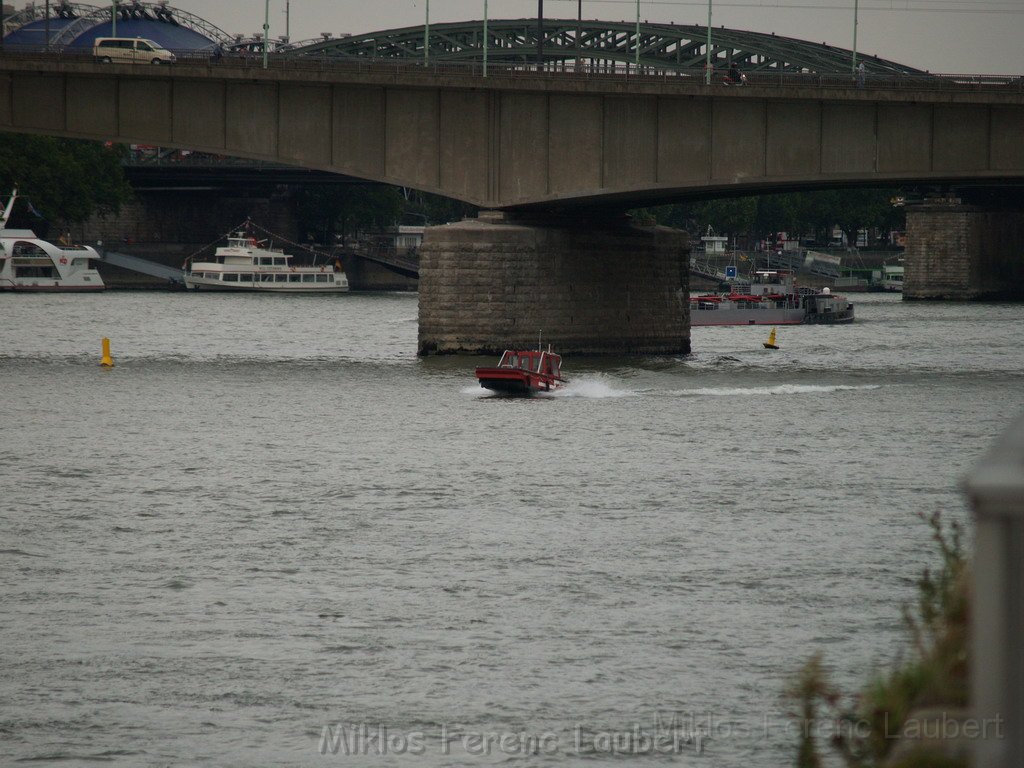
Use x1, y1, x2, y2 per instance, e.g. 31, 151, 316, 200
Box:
0, 135, 132, 233
399, 188, 478, 226
293, 184, 403, 245
685, 197, 758, 238
754, 194, 802, 240
792, 189, 904, 246
635, 188, 906, 248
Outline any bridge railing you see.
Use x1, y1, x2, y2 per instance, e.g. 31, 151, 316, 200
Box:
1, 46, 1022, 94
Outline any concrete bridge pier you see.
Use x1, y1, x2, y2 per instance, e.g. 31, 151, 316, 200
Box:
417, 212, 690, 356
904, 197, 1024, 300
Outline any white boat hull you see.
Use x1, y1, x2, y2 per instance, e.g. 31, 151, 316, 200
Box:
184, 275, 349, 292
0, 280, 104, 292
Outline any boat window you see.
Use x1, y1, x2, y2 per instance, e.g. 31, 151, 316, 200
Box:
327, 275, 334, 282
273, 258, 286, 266
14, 266, 57, 278
12, 241, 47, 256
289, 274, 301, 282
223, 273, 239, 282
260, 274, 274, 282
302, 274, 315, 282
239, 274, 253, 282
315, 274, 328, 282
502, 353, 517, 368
275, 274, 288, 282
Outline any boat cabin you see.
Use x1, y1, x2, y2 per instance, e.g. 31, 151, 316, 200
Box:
497, 349, 562, 379
748, 270, 796, 296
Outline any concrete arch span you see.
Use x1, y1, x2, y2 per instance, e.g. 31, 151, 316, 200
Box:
1, 60, 1022, 210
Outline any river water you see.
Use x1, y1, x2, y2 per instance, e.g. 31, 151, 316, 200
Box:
2, 291, 1021, 767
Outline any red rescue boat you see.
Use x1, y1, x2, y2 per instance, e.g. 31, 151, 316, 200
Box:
475, 347, 566, 395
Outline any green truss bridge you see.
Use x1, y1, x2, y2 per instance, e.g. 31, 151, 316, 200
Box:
280, 18, 925, 76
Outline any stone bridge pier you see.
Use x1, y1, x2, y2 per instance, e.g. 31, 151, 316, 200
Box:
904, 197, 1024, 300
417, 212, 690, 356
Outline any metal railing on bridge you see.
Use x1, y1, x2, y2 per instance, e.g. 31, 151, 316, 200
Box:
1, 47, 1021, 95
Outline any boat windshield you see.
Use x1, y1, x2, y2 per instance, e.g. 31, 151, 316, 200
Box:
496, 350, 561, 375
497, 351, 547, 372
543, 354, 561, 376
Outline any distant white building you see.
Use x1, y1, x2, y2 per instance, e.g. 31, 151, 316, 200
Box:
391, 225, 424, 254
701, 234, 728, 253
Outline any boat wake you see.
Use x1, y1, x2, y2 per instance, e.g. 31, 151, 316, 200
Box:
548, 376, 636, 399
671, 383, 881, 398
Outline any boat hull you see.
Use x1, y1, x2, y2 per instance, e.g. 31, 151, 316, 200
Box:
184, 276, 348, 293
690, 307, 806, 326
475, 367, 560, 395
804, 309, 855, 324
0, 282, 105, 292
690, 303, 854, 326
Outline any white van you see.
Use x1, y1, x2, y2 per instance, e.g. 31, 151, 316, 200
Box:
93, 37, 176, 65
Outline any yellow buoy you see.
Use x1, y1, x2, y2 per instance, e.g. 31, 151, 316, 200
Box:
100, 337, 114, 368
763, 327, 779, 350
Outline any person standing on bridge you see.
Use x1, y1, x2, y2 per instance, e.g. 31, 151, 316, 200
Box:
856, 62, 866, 88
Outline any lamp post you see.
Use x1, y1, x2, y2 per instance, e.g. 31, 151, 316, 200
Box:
634, 0, 639, 71
576, 0, 582, 71
851, 0, 859, 74
263, 0, 270, 69
45, 0, 50, 50
285, 0, 290, 41
704, 0, 712, 84
537, 0, 543, 71
112, 0, 117, 38
483, 0, 488, 77
424, 0, 429, 66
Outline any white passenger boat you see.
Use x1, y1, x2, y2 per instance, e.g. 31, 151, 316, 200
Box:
184, 233, 349, 292
0, 190, 104, 292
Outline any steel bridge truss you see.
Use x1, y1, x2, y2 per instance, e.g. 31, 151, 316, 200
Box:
284, 18, 924, 75
48, 2, 233, 48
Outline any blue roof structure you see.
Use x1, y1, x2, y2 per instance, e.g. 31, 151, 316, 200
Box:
66, 20, 218, 50
2, 3, 230, 51
2, 18, 80, 47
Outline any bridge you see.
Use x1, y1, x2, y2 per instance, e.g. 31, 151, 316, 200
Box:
1, 20, 1022, 354
1, 32, 1021, 210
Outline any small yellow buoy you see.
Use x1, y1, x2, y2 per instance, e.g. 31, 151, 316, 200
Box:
100, 337, 114, 368
763, 327, 779, 350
